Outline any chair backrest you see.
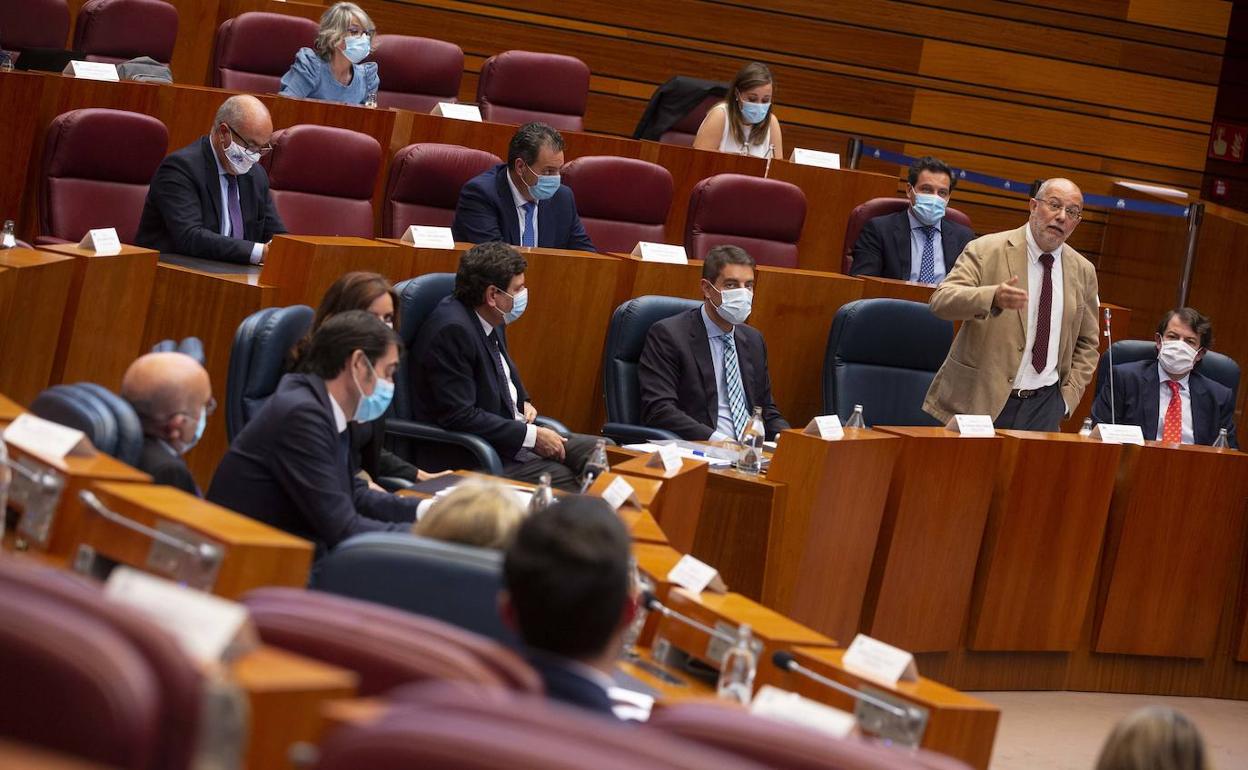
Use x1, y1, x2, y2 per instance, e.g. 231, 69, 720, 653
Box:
40, 107, 168, 243
603, 296, 702, 425
212, 11, 316, 92
476, 50, 590, 132
30, 382, 145, 466
392, 274, 456, 422
841, 197, 974, 273
73, 0, 178, 65
384, 144, 500, 237
1095, 339, 1241, 403
685, 173, 806, 268
370, 34, 464, 112
242, 587, 526, 696
661, 93, 722, 146
149, 335, 206, 366
0, 0, 69, 50
560, 156, 674, 254
224, 304, 313, 441
262, 124, 381, 237
824, 298, 953, 426
314, 532, 519, 646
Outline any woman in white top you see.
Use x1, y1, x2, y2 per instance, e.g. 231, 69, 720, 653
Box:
693, 62, 783, 159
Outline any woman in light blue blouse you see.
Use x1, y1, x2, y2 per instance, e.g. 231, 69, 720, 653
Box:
279, 2, 379, 106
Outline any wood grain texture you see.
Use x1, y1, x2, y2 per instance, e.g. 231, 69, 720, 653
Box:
0, 392, 24, 422
611, 454, 709, 553
261, 235, 410, 307
0, 249, 76, 405
691, 466, 787, 602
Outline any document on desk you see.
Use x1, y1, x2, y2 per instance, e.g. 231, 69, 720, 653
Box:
623, 441, 736, 468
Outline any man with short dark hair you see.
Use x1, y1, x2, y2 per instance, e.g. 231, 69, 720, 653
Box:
207, 310, 417, 558
451, 122, 595, 252
501, 495, 636, 720
638, 244, 788, 440
849, 155, 975, 283
411, 242, 599, 489
1091, 307, 1237, 447
121, 351, 214, 496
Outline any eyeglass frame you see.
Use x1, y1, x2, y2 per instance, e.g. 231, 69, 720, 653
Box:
346, 25, 376, 38
225, 124, 273, 156
1033, 196, 1083, 221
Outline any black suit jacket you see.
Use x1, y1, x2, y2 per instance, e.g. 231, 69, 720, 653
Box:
411, 297, 532, 460
528, 654, 620, 721
849, 209, 975, 281
135, 136, 286, 264
451, 164, 595, 252
136, 437, 199, 497
206, 373, 416, 558
1091, 358, 1238, 448
638, 307, 788, 441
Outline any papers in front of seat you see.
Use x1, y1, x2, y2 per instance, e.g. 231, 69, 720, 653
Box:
608, 685, 655, 722
750, 685, 856, 738
622, 441, 737, 468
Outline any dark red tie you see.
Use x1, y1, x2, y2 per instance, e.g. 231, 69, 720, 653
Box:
1031, 253, 1054, 373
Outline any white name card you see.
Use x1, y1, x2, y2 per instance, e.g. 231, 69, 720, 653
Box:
842, 633, 918, 685
666, 554, 726, 594
105, 567, 257, 664
601, 475, 641, 511
803, 415, 844, 440
946, 414, 995, 437
1091, 423, 1146, 445
77, 227, 121, 256
789, 148, 841, 170
63, 60, 120, 82
399, 225, 455, 249
750, 685, 856, 738
3, 413, 93, 459
645, 444, 683, 475
630, 241, 689, 264
432, 102, 482, 122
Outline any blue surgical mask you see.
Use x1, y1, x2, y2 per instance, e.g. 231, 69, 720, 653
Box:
179, 408, 207, 455
712, 285, 753, 325
343, 34, 371, 64
911, 193, 947, 226
740, 100, 770, 125
353, 356, 395, 423
502, 287, 528, 325
523, 162, 561, 201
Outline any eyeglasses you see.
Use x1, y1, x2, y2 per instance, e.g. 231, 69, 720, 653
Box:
346, 25, 376, 38
1034, 197, 1083, 221
226, 124, 273, 156
178, 398, 217, 420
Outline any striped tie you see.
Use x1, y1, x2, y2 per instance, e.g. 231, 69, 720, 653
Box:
1031, 252, 1055, 373
918, 225, 937, 284
722, 334, 750, 439
521, 202, 536, 247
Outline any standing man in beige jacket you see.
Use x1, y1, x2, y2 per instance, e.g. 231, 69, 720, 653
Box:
923, 178, 1100, 431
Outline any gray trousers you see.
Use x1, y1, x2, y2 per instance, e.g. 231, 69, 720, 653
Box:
995, 383, 1064, 432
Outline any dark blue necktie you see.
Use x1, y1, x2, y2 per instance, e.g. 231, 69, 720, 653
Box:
225, 174, 245, 240
521, 202, 536, 247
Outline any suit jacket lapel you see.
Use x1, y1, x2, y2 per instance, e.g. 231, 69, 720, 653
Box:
1057, 244, 1077, 358
1005, 226, 1028, 338
461, 301, 509, 415
1142, 363, 1160, 439
735, 330, 758, 409
200, 137, 224, 230
1189, 373, 1213, 445
890, 212, 911, 277
941, 224, 960, 270
536, 199, 557, 249
687, 309, 718, 428
494, 167, 522, 246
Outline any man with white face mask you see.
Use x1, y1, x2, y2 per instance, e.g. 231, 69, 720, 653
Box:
639, 245, 789, 441
1091, 308, 1237, 447
136, 94, 286, 265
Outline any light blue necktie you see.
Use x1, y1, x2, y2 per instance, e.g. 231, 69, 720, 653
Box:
722, 334, 750, 439
521, 202, 536, 248
918, 225, 937, 284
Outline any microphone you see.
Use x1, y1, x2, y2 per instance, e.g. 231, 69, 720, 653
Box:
764, 144, 775, 179
642, 591, 736, 645
1103, 307, 1116, 425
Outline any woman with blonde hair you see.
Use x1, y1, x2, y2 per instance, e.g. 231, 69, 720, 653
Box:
280, 2, 380, 106
413, 480, 527, 550
1094, 706, 1211, 770
692, 62, 783, 159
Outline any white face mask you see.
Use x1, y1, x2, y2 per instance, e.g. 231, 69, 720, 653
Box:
712, 285, 753, 325
222, 134, 260, 175
1158, 339, 1199, 377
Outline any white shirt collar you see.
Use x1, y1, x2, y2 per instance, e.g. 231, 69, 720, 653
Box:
505, 166, 531, 209
1157, 361, 1190, 390
210, 138, 230, 179
476, 311, 497, 337
1023, 223, 1061, 265
907, 209, 940, 233
328, 388, 349, 433
700, 304, 732, 340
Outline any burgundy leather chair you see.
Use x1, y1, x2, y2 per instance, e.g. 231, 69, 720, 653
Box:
72, 0, 178, 65
561, 156, 674, 253
243, 587, 541, 695
649, 701, 973, 770
370, 34, 464, 113
212, 11, 317, 92
476, 50, 590, 132
842, 197, 974, 273
684, 173, 807, 268
660, 94, 721, 146
38, 107, 169, 245
383, 143, 500, 237
0, 0, 69, 51
262, 124, 381, 237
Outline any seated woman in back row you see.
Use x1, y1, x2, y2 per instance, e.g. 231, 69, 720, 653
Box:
280, 1, 379, 106
693, 61, 784, 159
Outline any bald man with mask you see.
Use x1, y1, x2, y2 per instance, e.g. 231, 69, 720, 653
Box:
121, 352, 215, 496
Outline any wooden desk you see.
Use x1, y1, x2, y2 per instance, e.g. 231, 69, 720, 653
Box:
0, 392, 23, 422
609, 454, 708, 553
0, 248, 75, 405
79, 481, 314, 599
262, 235, 410, 308
0, 740, 113, 770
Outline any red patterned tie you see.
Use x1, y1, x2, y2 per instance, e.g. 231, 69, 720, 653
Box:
1162, 380, 1182, 443
1031, 253, 1054, 373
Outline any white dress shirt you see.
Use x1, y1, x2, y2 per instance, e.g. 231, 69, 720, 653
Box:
328, 389, 349, 433
1155, 362, 1194, 444
476, 312, 537, 451
906, 209, 946, 284
504, 169, 538, 247
1012, 225, 1064, 395
211, 148, 265, 265
702, 305, 741, 442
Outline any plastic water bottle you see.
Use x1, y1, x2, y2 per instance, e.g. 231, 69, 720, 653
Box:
735, 406, 765, 474
1079, 417, 1094, 437
1213, 428, 1231, 449
845, 404, 866, 429
0, 441, 10, 541
1, 220, 16, 249
580, 438, 609, 492
529, 473, 554, 513
716, 623, 757, 705
364, 91, 378, 109
0, 51, 13, 73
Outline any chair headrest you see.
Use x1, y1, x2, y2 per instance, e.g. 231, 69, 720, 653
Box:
477, 50, 590, 116
830, 299, 953, 371
388, 145, 501, 210
395, 274, 456, 346
29, 382, 144, 466
44, 108, 169, 183
687, 173, 806, 242
368, 35, 463, 95
264, 125, 381, 199
609, 296, 702, 363
0, 0, 70, 50
215, 12, 317, 74
561, 156, 673, 224
150, 337, 206, 366
74, 0, 179, 62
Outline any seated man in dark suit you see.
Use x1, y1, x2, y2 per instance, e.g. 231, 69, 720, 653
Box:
207, 311, 418, 558
120, 351, 214, 496
638, 245, 788, 441
136, 94, 286, 265
411, 242, 599, 490
849, 155, 975, 283
451, 121, 595, 252
501, 495, 636, 720
1092, 307, 1238, 447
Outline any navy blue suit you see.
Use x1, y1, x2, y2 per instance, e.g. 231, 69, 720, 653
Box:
451, 164, 595, 252
206, 373, 416, 558
1091, 359, 1238, 448
849, 209, 974, 281
528, 654, 619, 721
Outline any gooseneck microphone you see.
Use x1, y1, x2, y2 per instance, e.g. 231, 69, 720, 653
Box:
641, 591, 737, 645
1103, 307, 1116, 424
771, 651, 910, 718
